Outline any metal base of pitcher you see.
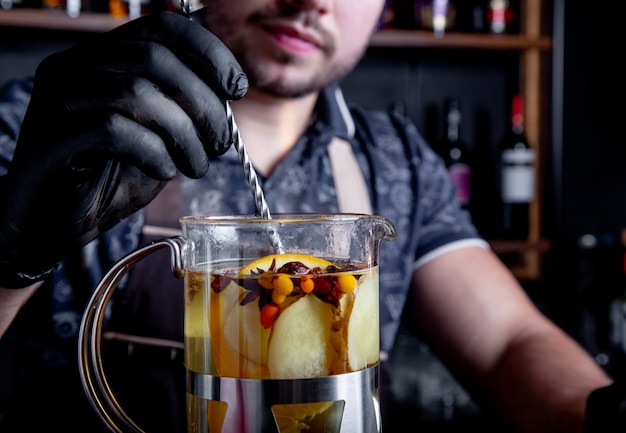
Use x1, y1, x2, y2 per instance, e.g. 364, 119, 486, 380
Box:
187, 365, 381, 433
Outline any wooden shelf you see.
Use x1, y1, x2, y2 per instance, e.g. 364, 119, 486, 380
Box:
488, 238, 551, 255
1, 9, 552, 53
486, 239, 552, 281
0, 3, 554, 281
0, 8, 128, 33
370, 29, 552, 51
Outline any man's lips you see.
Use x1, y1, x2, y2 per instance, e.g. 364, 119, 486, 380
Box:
261, 23, 323, 54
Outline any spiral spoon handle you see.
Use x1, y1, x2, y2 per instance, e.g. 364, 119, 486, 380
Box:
226, 103, 284, 253
226, 102, 272, 220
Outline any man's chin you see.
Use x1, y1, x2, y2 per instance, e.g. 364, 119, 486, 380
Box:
252, 77, 329, 99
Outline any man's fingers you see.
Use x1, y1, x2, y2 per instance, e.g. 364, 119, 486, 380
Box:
106, 11, 248, 100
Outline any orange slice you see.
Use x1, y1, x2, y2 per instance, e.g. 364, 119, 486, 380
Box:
239, 253, 332, 275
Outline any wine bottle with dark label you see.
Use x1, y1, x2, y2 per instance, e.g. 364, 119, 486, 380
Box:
498, 94, 535, 239
441, 98, 472, 211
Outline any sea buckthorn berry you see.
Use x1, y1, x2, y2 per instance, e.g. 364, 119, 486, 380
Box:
273, 274, 294, 296
300, 276, 314, 293
272, 291, 287, 305
337, 274, 357, 293
260, 303, 279, 328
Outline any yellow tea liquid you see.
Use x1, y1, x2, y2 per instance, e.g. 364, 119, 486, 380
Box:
184, 255, 379, 433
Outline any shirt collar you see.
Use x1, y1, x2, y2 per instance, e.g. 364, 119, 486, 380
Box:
313, 83, 355, 140
220, 83, 355, 165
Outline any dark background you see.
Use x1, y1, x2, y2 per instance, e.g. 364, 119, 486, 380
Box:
0, 0, 623, 431
343, 0, 626, 429
553, 0, 624, 244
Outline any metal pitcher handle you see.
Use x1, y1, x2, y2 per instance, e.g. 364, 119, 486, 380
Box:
78, 236, 186, 433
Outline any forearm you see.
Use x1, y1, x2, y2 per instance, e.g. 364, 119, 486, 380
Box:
409, 247, 612, 433
477, 322, 612, 433
0, 283, 38, 338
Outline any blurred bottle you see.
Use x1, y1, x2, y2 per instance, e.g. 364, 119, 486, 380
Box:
440, 98, 472, 210
108, 0, 176, 19
574, 231, 626, 380
109, 0, 148, 19
594, 233, 626, 377
576, 234, 602, 356
415, 0, 457, 36
609, 229, 626, 372
1, 0, 19, 9
41, 0, 81, 17
42, 0, 65, 10
487, 0, 514, 34
378, 0, 396, 30
471, 0, 487, 32
498, 94, 535, 239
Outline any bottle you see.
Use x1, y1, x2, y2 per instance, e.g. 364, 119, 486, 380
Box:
109, 0, 149, 19
415, 0, 457, 37
377, 0, 396, 30
498, 94, 535, 239
42, 0, 65, 10
0, 0, 21, 9
576, 233, 624, 376
41, 0, 80, 17
609, 229, 626, 370
486, 0, 513, 34
440, 98, 471, 210
576, 234, 601, 357
471, 0, 487, 32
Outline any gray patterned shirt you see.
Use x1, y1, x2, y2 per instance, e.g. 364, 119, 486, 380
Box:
0, 76, 491, 431
0, 77, 487, 359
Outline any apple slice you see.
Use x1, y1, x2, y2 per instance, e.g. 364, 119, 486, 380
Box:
346, 273, 380, 371
222, 292, 271, 366
267, 294, 335, 379
220, 253, 332, 374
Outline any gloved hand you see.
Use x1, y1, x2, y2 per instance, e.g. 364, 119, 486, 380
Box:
0, 10, 248, 288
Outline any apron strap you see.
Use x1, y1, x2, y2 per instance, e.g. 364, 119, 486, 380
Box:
143, 175, 183, 238
328, 137, 373, 214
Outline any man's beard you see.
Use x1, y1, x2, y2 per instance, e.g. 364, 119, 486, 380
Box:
203, 4, 369, 98
232, 40, 365, 99
238, 51, 334, 98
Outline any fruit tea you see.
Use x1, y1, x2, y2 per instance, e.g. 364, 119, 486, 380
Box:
184, 253, 380, 432
185, 253, 379, 378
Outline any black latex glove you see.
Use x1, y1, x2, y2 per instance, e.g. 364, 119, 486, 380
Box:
0, 10, 248, 288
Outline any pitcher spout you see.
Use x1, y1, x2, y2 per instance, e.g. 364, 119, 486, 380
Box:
375, 216, 398, 242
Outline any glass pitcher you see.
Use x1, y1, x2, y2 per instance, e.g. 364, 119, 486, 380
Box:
79, 213, 397, 433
